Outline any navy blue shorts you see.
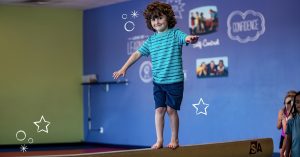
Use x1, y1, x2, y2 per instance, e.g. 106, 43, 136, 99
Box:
153, 81, 184, 110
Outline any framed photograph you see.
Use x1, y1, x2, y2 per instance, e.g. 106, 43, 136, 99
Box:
196, 56, 228, 78
189, 6, 218, 35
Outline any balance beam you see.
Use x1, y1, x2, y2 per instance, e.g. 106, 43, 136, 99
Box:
49, 138, 273, 157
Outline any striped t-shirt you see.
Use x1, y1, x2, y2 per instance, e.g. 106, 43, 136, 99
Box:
138, 28, 188, 84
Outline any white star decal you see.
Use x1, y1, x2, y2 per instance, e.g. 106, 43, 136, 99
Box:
131, 10, 139, 19
192, 98, 209, 115
33, 115, 50, 133
20, 144, 28, 152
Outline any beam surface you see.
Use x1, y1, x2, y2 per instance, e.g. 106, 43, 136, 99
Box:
43, 138, 273, 157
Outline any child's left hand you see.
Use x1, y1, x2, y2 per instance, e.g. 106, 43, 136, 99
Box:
186, 35, 199, 44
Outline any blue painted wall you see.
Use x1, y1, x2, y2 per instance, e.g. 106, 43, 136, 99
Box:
83, 0, 300, 152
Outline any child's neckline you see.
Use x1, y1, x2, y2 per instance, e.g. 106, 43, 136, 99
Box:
156, 28, 172, 35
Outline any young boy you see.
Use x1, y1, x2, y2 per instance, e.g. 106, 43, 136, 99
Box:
113, 1, 198, 149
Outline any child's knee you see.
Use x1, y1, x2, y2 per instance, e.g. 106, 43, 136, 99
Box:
167, 106, 176, 115
156, 107, 167, 114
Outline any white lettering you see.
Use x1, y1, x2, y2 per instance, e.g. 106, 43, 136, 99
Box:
232, 19, 258, 33
127, 39, 146, 55
192, 38, 220, 49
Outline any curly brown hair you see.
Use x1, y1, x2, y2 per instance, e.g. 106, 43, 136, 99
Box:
143, 1, 177, 32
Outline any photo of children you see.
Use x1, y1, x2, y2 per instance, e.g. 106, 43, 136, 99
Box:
189, 6, 218, 35
196, 56, 228, 78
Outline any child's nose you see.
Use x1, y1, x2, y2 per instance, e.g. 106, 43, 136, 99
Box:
154, 19, 159, 24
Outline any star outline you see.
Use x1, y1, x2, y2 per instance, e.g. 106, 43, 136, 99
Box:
192, 98, 209, 115
33, 115, 50, 133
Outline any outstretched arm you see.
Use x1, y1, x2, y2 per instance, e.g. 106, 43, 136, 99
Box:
113, 51, 142, 80
185, 35, 199, 44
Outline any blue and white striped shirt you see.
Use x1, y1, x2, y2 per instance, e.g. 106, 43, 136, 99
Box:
138, 28, 188, 84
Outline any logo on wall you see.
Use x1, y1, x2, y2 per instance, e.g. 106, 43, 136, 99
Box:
127, 35, 148, 55
227, 10, 265, 43
249, 141, 263, 154
122, 10, 139, 32
139, 61, 152, 83
165, 0, 185, 19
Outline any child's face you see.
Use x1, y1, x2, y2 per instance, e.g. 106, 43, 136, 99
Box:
295, 95, 300, 113
151, 14, 168, 33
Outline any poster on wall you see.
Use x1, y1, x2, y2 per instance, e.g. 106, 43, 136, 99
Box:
196, 56, 228, 78
189, 6, 218, 35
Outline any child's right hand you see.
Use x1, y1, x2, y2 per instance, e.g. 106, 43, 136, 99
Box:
113, 69, 126, 80
186, 35, 199, 44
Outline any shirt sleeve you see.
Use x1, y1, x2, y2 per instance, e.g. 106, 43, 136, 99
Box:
174, 29, 189, 46
137, 37, 150, 57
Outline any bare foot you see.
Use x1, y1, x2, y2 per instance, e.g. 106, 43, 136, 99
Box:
167, 140, 179, 149
151, 141, 163, 149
